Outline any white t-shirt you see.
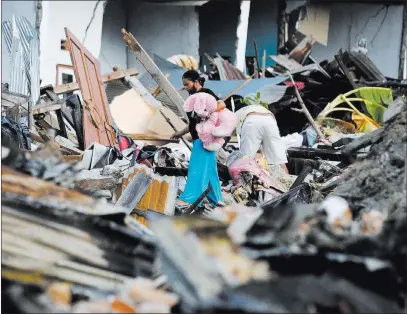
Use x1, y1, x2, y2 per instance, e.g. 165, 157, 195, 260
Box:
235, 105, 272, 135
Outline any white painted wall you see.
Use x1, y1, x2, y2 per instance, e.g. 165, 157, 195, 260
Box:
310, 3, 404, 78
1, 0, 37, 82
235, 1, 251, 72
126, 2, 199, 75
39, 0, 106, 86
99, 0, 127, 74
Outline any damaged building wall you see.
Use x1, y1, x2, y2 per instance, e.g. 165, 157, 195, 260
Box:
39, 0, 106, 87
126, 2, 199, 75
1, 0, 37, 83
99, 0, 127, 74
245, 0, 279, 68
310, 3, 403, 78
199, 0, 240, 66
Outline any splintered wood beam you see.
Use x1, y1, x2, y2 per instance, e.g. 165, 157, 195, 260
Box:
125, 133, 179, 143
286, 71, 326, 140
121, 28, 188, 120
32, 102, 62, 115
54, 67, 139, 95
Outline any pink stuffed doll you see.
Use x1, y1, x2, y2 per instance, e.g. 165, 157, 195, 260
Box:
184, 93, 237, 151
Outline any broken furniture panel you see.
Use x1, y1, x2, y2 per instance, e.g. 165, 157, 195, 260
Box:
64, 28, 118, 148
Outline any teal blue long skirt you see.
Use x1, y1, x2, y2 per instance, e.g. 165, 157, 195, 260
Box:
179, 139, 222, 205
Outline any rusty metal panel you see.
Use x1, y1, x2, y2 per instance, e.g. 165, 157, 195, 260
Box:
64, 28, 117, 148
133, 165, 178, 216
117, 165, 178, 216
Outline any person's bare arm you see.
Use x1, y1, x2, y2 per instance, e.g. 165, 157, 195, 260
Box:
171, 126, 189, 139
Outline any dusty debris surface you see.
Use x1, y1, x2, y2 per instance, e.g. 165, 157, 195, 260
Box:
2, 6, 407, 314
335, 106, 407, 217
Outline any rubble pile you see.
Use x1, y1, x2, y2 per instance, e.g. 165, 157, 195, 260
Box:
1, 12, 407, 314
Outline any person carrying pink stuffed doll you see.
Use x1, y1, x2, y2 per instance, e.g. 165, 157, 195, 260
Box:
171, 70, 235, 213
184, 93, 237, 151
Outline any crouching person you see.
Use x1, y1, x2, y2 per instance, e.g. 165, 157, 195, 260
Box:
235, 104, 288, 173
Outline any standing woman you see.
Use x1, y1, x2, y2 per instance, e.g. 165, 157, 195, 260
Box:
171, 70, 223, 212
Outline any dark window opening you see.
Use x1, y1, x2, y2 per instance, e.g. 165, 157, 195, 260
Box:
62, 73, 73, 84
62, 73, 74, 97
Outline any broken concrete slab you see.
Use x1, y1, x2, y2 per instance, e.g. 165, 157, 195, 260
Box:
74, 168, 121, 194
92, 190, 113, 199
383, 98, 406, 123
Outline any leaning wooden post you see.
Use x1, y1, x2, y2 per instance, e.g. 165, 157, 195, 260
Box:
286, 71, 326, 139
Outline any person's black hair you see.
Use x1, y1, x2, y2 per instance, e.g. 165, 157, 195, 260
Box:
182, 70, 205, 87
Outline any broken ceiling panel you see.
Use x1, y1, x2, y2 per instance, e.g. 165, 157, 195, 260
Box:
297, 4, 330, 46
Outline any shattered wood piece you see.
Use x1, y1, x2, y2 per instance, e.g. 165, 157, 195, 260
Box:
346, 51, 386, 82
125, 133, 179, 143
55, 135, 81, 152
29, 131, 44, 143
60, 105, 75, 128
112, 66, 163, 109
150, 74, 171, 98
121, 29, 187, 120
158, 108, 192, 151
152, 86, 161, 97
262, 50, 266, 77
204, 53, 216, 64
290, 166, 313, 190
76, 178, 117, 194
270, 55, 302, 71
287, 147, 353, 163
286, 71, 325, 139
32, 102, 62, 115
214, 57, 227, 80
341, 128, 385, 156
253, 40, 260, 77
253, 57, 259, 79
335, 52, 358, 90
54, 68, 140, 95
63, 155, 83, 163
41, 133, 82, 156
56, 109, 68, 139
116, 172, 152, 210
74, 169, 118, 194
186, 187, 211, 215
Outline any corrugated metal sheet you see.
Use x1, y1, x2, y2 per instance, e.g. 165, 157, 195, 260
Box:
105, 80, 130, 104
139, 53, 289, 107
2, 15, 40, 105
116, 165, 178, 216
65, 28, 118, 148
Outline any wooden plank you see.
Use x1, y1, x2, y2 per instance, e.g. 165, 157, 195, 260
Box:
125, 133, 179, 143
55, 110, 68, 138
29, 131, 44, 143
32, 102, 62, 115
335, 51, 358, 90
54, 67, 140, 95
121, 28, 187, 120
